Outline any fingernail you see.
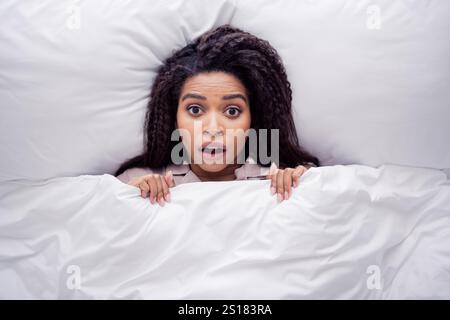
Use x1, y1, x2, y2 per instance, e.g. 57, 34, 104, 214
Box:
270, 186, 276, 195
284, 191, 289, 200
269, 162, 278, 175
165, 193, 171, 202
277, 193, 283, 202
158, 198, 165, 207
150, 196, 155, 204
294, 181, 298, 188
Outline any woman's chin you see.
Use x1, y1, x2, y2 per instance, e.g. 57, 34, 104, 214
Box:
189, 150, 240, 172
197, 162, 228, 173
190, 151, 230, 172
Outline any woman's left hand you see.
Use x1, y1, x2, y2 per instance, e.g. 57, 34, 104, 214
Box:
266, 163, 309, 202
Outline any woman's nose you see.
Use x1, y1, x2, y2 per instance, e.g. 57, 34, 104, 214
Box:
203, 113, 224, 137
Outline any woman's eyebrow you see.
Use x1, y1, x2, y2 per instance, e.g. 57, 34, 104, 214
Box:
222, 93, 247, 103
181, 93, 207, 101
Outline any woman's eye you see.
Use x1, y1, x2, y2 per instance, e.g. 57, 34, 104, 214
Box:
225, 107, 241, 117
187, 105, 203, 116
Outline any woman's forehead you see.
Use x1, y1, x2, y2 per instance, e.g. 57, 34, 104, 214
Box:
181, 71, 248, 97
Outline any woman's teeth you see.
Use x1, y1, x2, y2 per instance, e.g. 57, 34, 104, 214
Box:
200, 146, 226, 161
203, 147, 224, 155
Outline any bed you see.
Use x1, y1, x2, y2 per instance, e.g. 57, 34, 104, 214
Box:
1, 164, 449, 299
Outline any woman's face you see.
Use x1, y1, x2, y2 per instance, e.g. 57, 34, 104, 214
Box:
176, 71, 251, 173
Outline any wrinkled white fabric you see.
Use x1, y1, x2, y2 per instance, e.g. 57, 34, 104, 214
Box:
0, 164, 449, 299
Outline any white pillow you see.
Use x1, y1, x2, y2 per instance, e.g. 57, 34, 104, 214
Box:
1, 0, 449, 182
231, 0, 450, 168
0, 0, 236, 181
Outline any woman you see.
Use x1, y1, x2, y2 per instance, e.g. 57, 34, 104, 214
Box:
115, 24, 319, 206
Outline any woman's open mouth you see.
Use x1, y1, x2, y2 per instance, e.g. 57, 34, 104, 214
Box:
199, 142, 226, 161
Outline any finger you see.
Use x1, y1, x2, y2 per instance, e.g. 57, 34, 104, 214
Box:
164, 170, 175, 188
155, 175, 165, 206
138, 179, 150, 198
267, 163, 278, 194
292, 166, 306, 188
146, 175, 158, 204
160, 175, 171, 203
283, 168, 294, 200
276, 169, 284, 202
270, 170, 277, 195
269, 162, 278, 175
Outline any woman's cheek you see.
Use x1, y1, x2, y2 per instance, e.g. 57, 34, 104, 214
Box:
225, 133, 247, 164
177, 127, 195, 160
238, 134, 248, 161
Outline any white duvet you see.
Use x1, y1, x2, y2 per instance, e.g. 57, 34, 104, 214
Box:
0, 164, 449, 299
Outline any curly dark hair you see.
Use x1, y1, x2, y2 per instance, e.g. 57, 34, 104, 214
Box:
115, 24, 319, 176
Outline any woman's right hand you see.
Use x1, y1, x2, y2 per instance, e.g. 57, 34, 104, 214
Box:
128, 170, 175, 206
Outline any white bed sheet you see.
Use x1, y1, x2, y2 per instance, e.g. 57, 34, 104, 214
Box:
0, 164, 449, 299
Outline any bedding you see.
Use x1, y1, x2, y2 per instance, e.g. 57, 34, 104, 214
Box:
1, 164, 449, 299
0, 0, 237, 181
231, 0, 450, 169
